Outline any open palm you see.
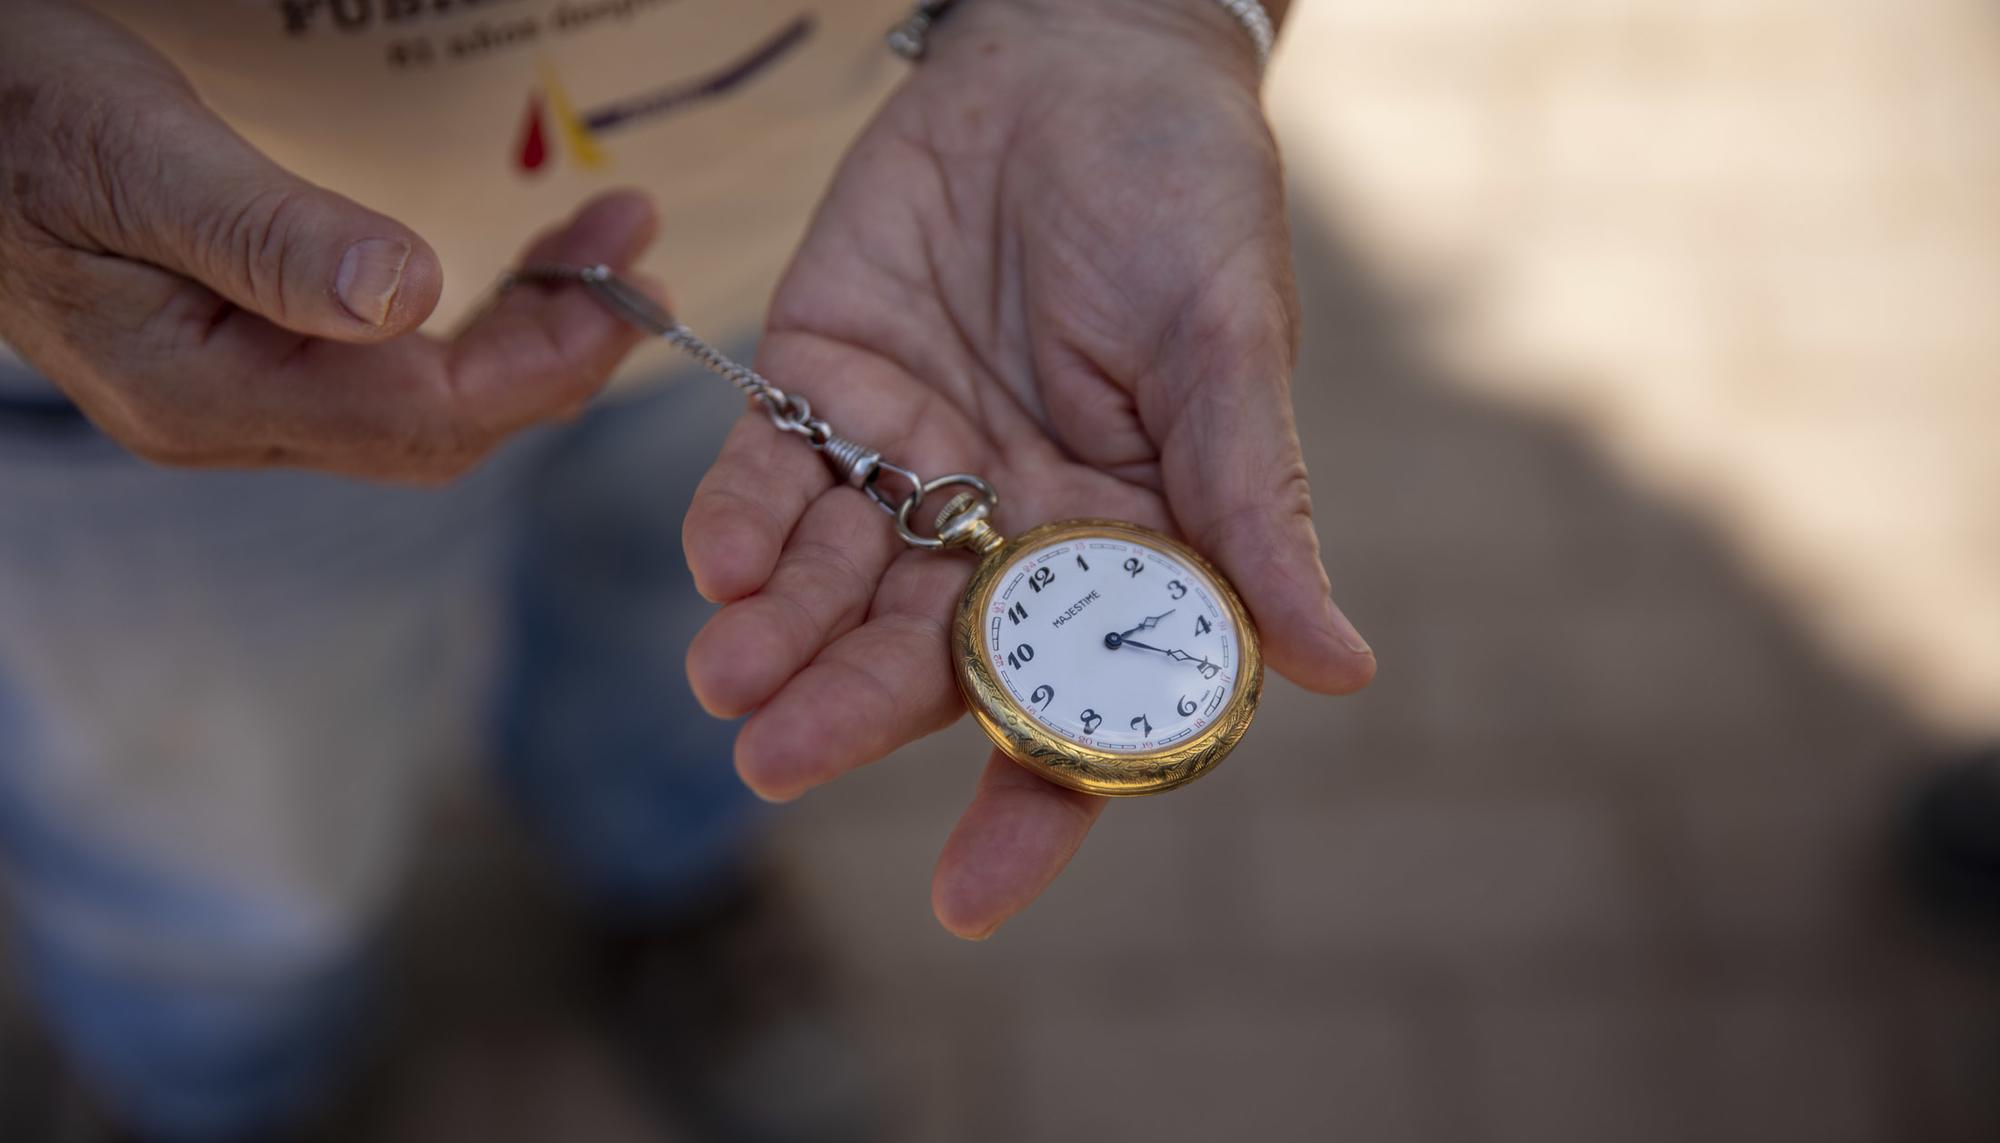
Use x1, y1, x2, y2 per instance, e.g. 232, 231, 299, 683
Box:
683, 1, 1373, 938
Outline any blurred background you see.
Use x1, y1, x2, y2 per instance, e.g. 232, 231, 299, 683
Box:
7, 0, 2000, 1139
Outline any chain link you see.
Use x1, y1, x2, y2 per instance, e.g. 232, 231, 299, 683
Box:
505, 263, 995, 544
886, 0, 958, 59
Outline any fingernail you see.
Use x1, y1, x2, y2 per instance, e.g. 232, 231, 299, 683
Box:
335, 238, 410, 327
1328, 596, 1373, 657
942, 912, 1002, 941
749, 784, 800, 806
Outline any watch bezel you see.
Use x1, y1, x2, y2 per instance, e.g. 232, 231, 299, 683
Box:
952, 518, 1263, 797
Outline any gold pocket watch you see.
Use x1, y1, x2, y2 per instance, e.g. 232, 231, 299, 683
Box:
510, 265, 1263, 795
935, 501, 1261, 795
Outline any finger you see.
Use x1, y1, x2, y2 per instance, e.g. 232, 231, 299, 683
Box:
682, 406, 833, 603
30, 192, 658, 477
1155, 279, 1376, 696
729, 552, 970, 802
931, 752, 1106, 940
445, 190, 660, 437
0, 3, 439, 343
69, 77, 444, 342
680, 331, 940, 604
685, 488, 901, 718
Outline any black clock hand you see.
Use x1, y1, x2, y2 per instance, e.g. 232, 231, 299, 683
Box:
1110, 638, 1223, 678
1115, 609, 1176, 641
1118, 638, 1199, 662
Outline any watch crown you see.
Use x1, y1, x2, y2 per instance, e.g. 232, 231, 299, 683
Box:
934, 491, 980, 533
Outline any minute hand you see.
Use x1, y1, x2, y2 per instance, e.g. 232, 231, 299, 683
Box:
1117, 639, 1222, 678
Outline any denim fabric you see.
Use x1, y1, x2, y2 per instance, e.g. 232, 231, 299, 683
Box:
8, 918, 371, 1143
0, 371, 757, 1139
494, 385, 763, 915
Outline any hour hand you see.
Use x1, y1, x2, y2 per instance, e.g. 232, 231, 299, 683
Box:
1115, 609, 1176, 640
1105, 610, 1176, 650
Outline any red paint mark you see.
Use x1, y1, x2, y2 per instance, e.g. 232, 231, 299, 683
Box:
517, 92, 548, 172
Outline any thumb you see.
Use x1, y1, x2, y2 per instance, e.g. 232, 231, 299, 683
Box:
30, 54, 445, 343
2, 1, 439, 342
122, 101, 443, 342
1157, 283, 1377, 696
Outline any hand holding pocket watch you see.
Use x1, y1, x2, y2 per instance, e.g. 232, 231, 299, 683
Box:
516, 0, 1374, 937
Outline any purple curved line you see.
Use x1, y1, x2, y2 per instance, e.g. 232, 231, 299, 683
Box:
581, 14, 817, 134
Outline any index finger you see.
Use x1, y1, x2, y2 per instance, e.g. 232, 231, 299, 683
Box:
445, 189, 661, 437
682, 405, 834, 603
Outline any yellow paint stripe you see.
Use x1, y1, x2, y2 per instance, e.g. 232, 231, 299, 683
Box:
539, 59, 608, 170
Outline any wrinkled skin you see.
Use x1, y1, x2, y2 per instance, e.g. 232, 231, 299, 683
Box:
682, 0, 1374, 939
0, 0, 656, 480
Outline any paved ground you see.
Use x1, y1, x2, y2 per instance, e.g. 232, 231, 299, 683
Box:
1268, 0, 2000, 737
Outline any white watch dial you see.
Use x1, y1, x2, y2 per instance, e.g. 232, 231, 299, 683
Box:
983, 532, 1242, 753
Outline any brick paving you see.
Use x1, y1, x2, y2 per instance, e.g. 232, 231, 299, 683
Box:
1267, 0, 2000, 737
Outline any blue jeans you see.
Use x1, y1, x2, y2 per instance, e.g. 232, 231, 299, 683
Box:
0, 373, 758, 1140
